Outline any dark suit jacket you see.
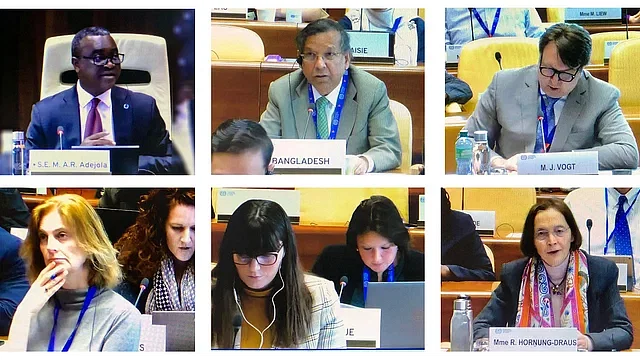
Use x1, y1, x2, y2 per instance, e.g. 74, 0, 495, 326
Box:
442, 210, 495, 281
0, 227, 29, 336
311, 244, 424, 306
474, 252, 633, 351
26, 86, 172, 174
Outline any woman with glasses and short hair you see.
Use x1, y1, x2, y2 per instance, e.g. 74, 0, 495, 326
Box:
2, 194, 140, 351
211, 199, 345, 349
312, 195, 424, 307
473, 198, 633, 351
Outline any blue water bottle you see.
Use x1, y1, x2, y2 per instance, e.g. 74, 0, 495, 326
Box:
455, 129, 473, 175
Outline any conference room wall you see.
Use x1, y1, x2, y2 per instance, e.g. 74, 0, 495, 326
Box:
0, 9, 193, 134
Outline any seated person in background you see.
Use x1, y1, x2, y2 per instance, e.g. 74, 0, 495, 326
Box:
211, 119, 273, 175
26, 26, 174, 174
0, 188, 30, 232
445, 71, 472, 106
466, 23, 639, 172
115, 189, 195, 313
440, 188, 495, 281
564, 187, 640, 289
3, 194, 140, 351
445, 8, 543, 46
98, 188, 152, 210
339, 8, 424, 65
0, 227, 29, 336
212, 200, 345, 349
259, 19, 402, 174
312, 195, 424, 307
474, 198, 633, 351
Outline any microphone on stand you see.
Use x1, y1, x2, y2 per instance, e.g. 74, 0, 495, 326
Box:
625, 9, 630, 40
134, 278, 149, 308
56, 126, 64, 150
302, 103, 315, 140
586, 219, 593, 255
494, 52, 503, 70
468, 8, 475, 41
338, 276, 348, 301
359, 8, 364, 31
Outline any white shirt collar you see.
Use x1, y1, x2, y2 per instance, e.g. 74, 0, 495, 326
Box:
311, 82, 342, 107
76, 81, 112, 108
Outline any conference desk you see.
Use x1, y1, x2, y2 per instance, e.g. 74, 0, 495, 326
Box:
212, 61, 425, 164
444, 108, 640, 174
441, 281, 640, 349
211, 222, 425, 271
212, 19, 304, 59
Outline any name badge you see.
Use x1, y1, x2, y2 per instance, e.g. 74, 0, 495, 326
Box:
339, 305, 381, 349
29, 149, 110, 175
215, 188, 301, 223
516, 151, 598, 175
271, 139, 346, 174
604, 40, 621, 63
564, 8, 621, 22
346, 31, 393, 60
489, 327, 577, 352
461, 210, 495, 236
446, 45, 462, 64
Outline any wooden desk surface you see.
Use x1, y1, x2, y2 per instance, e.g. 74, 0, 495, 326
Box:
211, 222, 425, 271
441, 281, 640, 349
212, 61, 425, 165
212, 19, 305, 58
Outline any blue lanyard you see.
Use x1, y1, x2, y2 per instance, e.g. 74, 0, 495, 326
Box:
307, 70, 349, 140
539, 88, 559, 152
605, 189, 640, 254
472, 8, 501, 38
48, 286, 97, 352
362, 264, 394, 305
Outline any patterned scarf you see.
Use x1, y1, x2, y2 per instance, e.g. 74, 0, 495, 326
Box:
146, 256, 196, 313
515, 250, 589, 332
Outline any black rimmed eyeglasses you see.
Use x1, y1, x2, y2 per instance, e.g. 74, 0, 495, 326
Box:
539, 66, 580, 82
80, 53, 125, 66
233, 251, 281, 266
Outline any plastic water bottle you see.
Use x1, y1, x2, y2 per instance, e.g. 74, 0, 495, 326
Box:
12, 131, 25, 176
455, 129, 474, 175
450, 297, 473, 351
473, 130, 490, 175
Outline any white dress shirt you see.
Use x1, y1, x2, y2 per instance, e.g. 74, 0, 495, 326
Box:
77, 81, 115, 143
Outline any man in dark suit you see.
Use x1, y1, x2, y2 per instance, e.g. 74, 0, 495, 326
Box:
25, 26, 173, 174
0, 227, 29, 336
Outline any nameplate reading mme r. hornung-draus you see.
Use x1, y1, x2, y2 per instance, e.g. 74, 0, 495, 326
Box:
489, 327, 577, 352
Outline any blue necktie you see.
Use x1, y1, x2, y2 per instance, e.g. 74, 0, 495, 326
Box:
614, 195, 633, 256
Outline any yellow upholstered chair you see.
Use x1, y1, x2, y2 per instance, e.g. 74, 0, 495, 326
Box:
457, 37, 539, 113
444, 188, 463, 210
297, 188, 408, 226
609, 38, 640, 108
211, 24, 265, 61
444, 117, 466, 174
462, 188, 536, 235
389, 99, 412, 174
590, 32, 640, 65
546, 8, 565, 23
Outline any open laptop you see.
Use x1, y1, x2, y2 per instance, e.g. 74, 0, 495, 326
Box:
151, 311, 195, 351
71, 145, 140, 174
365, 281, 425, 349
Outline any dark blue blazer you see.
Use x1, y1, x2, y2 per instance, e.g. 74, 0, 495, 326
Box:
26, 86, 172, 174
442, 210, 495, 281
473, 252, 633, 351
0, 227, 29, 336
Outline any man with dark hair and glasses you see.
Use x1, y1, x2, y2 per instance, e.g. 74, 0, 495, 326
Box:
259, 18, 402, 174
25, 26, 173, 174
466, 23, 639, 172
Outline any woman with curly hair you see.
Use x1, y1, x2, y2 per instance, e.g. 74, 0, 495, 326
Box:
115, 188, 195, 313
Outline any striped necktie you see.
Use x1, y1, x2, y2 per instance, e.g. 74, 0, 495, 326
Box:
315, 96, 330, 139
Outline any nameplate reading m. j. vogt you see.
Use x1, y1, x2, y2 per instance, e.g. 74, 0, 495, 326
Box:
516, 151, 598, 175
489, 327, 577, 352
271, 139, 346, 175
29, 149, 110, 174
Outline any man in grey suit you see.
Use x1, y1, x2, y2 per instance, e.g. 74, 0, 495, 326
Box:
466, 23, 639, 172
260, 19, 402, 174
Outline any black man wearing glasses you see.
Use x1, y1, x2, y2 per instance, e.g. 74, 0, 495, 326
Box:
465, 23, 639, 172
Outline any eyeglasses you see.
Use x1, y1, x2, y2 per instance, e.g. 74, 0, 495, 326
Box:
299, 52, 342, 63
534, 226, 570, 241
80, 54, 125, 66
539, 66, 580, 82
233, 251, 280, 266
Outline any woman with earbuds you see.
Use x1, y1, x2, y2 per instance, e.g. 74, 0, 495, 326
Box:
211, 199, 345, 349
